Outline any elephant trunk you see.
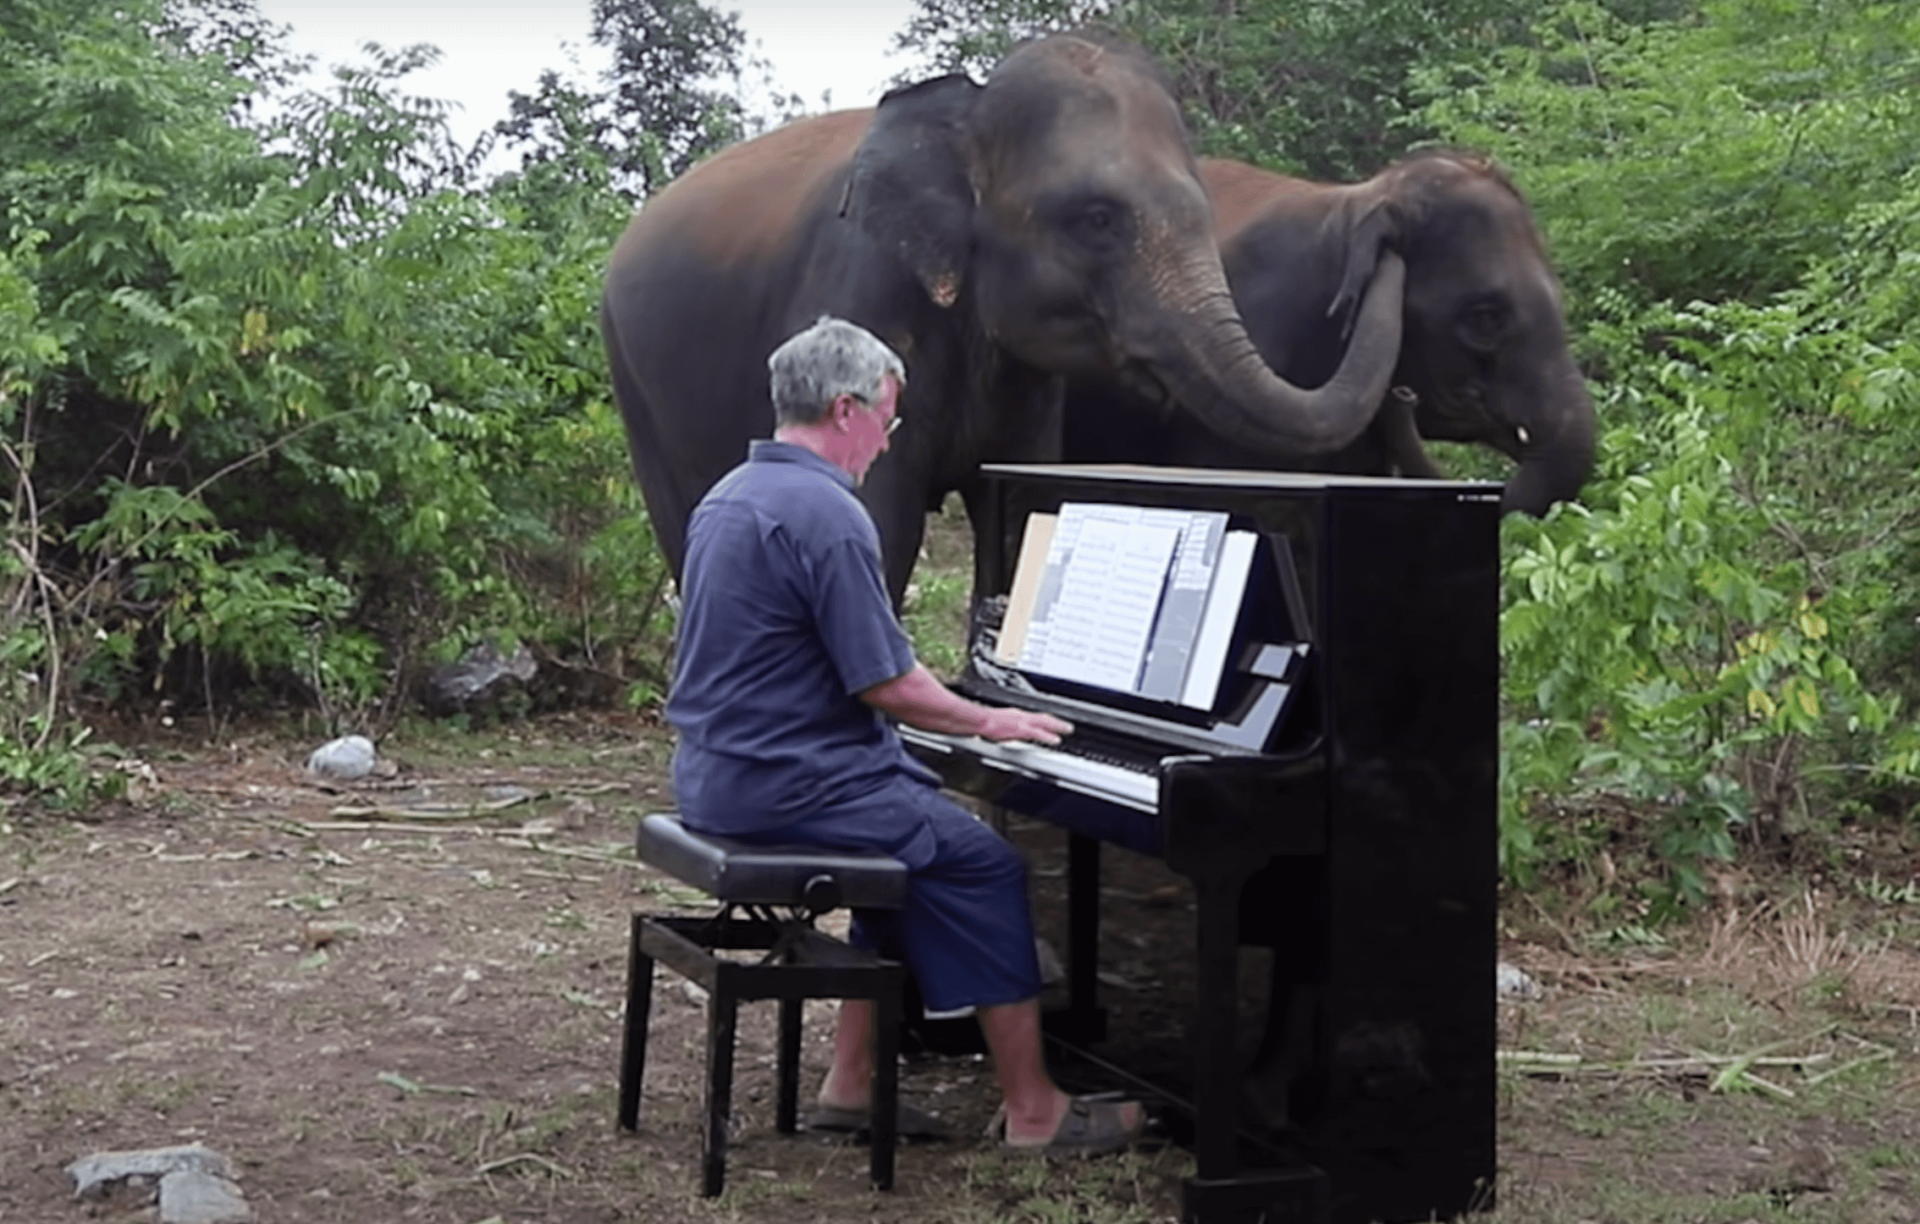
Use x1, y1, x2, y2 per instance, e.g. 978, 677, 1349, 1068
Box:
1150, 253, 1407, 456
1501, 368, 1597, 516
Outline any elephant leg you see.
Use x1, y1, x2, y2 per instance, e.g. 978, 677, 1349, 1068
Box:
957, 479, 1000, 615
867, 486, 932, 612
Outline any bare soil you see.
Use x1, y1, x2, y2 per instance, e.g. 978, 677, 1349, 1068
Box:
4, 713, 1919, 1224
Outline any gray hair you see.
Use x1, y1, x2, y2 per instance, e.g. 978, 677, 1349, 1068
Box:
767, 316, 905, 427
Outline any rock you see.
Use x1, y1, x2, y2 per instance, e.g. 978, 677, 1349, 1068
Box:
424, 640, 537, 715
67, 1143, 235, 1200
1497, 961, 1544, 1000
158, 1170, 252, 1224
305, 734, 377, 780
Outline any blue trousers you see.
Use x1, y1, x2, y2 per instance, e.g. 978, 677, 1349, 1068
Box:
692, 772, 1043, 1014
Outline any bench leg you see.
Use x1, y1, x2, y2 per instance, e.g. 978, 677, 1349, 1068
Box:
775, 996, 803, 1134
869, 981, 901, 1191
618, 914, 655, 1132
701, 985, 739, 1197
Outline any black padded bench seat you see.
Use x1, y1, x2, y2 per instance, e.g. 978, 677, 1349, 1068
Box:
635, 812, 909, 911
619, 812, 909, 1197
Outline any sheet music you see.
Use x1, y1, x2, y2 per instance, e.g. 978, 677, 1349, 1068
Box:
996, 502, 1262, 707
1138, 510, 1229, 701
1180, 530, 1259, 708
1019, 506, 1181, 692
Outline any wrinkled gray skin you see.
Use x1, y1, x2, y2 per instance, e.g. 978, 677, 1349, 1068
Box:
1064, 152, 1596, 516
602, 33, 1408, 603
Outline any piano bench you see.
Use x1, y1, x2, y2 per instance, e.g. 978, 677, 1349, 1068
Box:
618, 812, 910, 1197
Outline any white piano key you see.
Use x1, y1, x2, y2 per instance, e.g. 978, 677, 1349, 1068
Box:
897, 727, 1160, 813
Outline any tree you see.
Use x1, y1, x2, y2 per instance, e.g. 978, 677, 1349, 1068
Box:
1, 0, 662, 766
1418, 0, 1920, 307
892, 0, 1107, 80
497, 0, 753, 199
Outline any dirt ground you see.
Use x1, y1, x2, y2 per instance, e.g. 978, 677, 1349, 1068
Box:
4, 713, 1920, 1224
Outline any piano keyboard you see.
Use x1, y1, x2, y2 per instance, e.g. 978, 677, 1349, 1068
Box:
896, 725, 1161, 813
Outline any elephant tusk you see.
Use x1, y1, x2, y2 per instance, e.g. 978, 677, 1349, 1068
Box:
1390, 385, 1417, 406
1516, 424, 1532, 448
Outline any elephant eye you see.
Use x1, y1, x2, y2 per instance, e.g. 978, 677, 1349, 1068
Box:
1457, 299, 1508, 352
1065, 198, 1130, 249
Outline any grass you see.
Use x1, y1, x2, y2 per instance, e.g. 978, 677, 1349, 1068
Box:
950, 1147, 1187, 1223
904, 496, 978, 675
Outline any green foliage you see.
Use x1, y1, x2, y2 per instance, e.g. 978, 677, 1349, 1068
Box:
0, 0, 668, 796
1499, 164, 1920, 911
896, 0, 1539, 177
903, 570, 971, 676
498, 0, 754, 198
1418, 0, 1920, 307
1111, 0, 1533, 178
893, 0, 1109, 81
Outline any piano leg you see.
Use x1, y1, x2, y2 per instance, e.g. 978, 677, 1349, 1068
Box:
1182, 866, 1331, 1224
1189, 867, 1240, 1180
1058, 832, 1108, 1042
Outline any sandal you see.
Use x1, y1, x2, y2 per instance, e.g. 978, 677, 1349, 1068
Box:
992, 1095, 1145, 1158
803, 1099, 952, 1141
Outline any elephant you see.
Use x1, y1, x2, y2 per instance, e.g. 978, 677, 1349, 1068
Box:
1062, 151, 1597, 516
602, 32, 1412, 604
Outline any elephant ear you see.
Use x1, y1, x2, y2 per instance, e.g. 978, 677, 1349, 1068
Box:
1327, 190, 1398, 341
844, 74, 982, 309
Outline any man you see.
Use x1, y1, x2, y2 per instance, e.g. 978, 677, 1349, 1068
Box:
667, 315, 1145, 1155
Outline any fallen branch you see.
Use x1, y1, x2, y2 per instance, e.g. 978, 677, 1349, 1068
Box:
526, 843, 650, 871
1708, 1024, 1839, 1095
1729, 1070, 1795, 1100
327, 791, 536, 821
1499, 1049, 1833, 1079
377, 1071, 478, 1096
1803, 1045, 1895, 1088
297, 821, 499, 836
285, 822, 651, 872
475, 1152, 573, 1179
520, 867, 606, 883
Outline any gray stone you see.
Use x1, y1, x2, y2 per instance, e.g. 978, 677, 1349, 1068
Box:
158, 1170, 252, 1224
306, 733, 377, 779
1497, 961, 1544, 1000
424, 640, 538, 714
67, 1144, 235, 1199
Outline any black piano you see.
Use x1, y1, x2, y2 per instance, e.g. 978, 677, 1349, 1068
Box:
900, 464, 1500, 1224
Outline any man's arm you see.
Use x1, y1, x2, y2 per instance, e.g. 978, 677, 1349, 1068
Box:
861, 664, 1072, 744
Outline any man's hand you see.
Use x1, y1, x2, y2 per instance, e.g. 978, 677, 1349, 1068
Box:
977, 706, 1073, 745
862, 664, 1072, 744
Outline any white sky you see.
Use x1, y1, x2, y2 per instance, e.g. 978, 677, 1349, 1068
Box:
253, 0, 919, 149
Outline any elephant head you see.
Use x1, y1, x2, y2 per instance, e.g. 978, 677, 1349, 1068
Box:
1315, 152, 1596, 515
844, 33, 1407, 462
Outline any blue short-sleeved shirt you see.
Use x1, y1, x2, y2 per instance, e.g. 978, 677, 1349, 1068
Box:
667, 440, 933, 831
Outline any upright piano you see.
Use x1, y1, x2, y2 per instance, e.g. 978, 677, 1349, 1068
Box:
900, 464, 1500, 1224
